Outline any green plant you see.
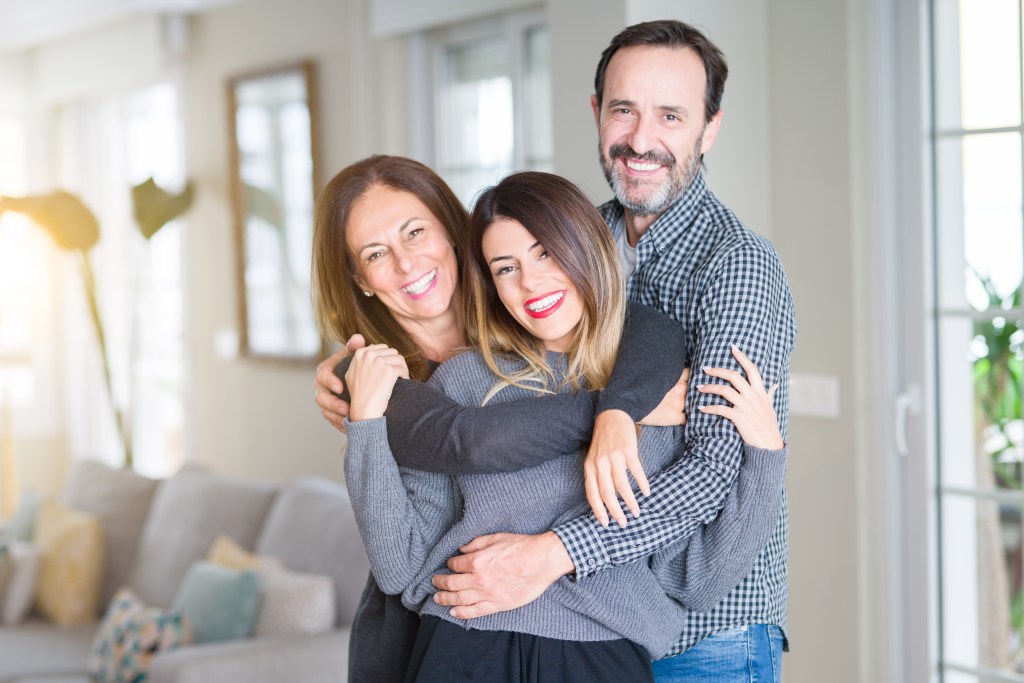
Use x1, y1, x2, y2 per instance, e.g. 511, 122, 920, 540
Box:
0, 180, 193, 468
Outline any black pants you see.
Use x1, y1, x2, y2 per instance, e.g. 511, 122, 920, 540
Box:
404, 615, 654, 683
348, 574, 421, 682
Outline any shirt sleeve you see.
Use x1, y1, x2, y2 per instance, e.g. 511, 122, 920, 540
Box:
651, 444, 788, 612
554, 242, 795, 577
596, 302, 687, 419
365, 302, 686, 475
342, 416, 460, 595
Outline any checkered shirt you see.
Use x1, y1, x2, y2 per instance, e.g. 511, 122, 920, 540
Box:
552, 171, 797, 657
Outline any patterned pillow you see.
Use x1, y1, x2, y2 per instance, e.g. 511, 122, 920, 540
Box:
88, 588, 192, 683
34, 500, 104, 625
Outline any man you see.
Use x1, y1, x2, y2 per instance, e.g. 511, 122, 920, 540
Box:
317, 20, 795, 682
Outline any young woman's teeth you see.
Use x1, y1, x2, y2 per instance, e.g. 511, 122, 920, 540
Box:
626, 159, 660, 171
526, 292, 564, 312
402, 269, 436, 295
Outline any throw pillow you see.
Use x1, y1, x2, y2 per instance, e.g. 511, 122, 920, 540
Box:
171, 561, 259, 643
34, 500, 105, 626
8, 490, 41, 542
255, 562, 336, 637
207, 534, 268, 572
0, 541, 41, 625
89, 587, 192, 683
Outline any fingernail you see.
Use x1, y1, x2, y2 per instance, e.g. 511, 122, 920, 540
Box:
698, 406, 707, 412
730, 344, 738, 350
616, 517, 627, 528
600, 518, 609, 528
702, 366, 711, 373
697, 384, 705, 390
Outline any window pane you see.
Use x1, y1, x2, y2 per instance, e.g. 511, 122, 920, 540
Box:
935, 0, 1021, 130
939, 317, 1023, 493
523, 24, 552, 170
437, 36, 514, 205
936, 133, 1023, 311
941, 495, 1023, 675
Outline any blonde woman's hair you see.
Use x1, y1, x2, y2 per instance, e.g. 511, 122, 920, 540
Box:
465, 171, 626, 394
311, 155, 470, 381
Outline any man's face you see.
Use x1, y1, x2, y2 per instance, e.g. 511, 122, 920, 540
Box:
594, 45, 722, 217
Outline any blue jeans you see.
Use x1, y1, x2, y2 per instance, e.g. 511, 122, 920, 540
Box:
651, 625, 784, 683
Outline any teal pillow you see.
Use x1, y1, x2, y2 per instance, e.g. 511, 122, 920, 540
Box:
171, 561, 259, 644
8, 491, 41, 542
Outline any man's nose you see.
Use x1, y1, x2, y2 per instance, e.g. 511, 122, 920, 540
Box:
625, 114, 657, 155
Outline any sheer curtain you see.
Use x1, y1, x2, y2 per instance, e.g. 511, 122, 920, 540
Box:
55, 84, 186, 478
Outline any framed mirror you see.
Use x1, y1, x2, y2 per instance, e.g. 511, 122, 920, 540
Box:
227, 60, 324, 362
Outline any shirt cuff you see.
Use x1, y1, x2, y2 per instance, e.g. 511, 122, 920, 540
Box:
552, 516, 612, 580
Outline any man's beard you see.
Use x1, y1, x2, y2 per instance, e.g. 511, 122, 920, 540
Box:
599, 131, 704, 217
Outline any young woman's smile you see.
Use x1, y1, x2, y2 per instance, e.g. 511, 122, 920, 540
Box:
482, 218, 583, 352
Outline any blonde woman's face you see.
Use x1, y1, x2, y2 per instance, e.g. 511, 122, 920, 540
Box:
481, 218, 583, 353
346, 186, 459, 328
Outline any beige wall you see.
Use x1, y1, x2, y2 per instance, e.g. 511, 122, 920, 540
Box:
5, 0, 892, 679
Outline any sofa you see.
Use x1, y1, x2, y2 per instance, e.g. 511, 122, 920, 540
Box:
0, 460, 370, 683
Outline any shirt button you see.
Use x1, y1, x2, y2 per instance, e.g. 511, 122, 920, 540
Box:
587, 558, 596, 566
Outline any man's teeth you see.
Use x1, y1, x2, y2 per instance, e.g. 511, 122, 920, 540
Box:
526, 292, 564, 312
402, 269, 436, 295
625, 159, 661, 172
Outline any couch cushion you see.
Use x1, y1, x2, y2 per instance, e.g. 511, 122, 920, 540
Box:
0, 616, 96, 681
255, 477, 369, 627
62, 460, 159, 609
34, 501, 104, 626
127, 466, 278, 609
1, 541, 41, 625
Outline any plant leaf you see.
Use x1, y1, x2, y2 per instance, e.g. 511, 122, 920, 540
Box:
131, 178, 194, 239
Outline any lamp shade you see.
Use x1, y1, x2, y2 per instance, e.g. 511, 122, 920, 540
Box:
0, 191, 100, 251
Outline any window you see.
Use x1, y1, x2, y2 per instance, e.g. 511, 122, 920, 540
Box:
58, 83, 186, 478
932, 0, 1024, 679
422, 11, 552, 205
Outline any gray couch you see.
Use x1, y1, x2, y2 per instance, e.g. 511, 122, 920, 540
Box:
0, 461, 370, 683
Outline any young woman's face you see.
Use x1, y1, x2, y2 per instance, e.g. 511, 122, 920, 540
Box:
347, 185, 459, 328
481, 217, 583, 353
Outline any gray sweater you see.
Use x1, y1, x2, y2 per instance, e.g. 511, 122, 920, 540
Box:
344, 350, 787, 659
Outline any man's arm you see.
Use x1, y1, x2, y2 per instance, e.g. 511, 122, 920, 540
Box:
557, 243, 794, 578
369, 302, 686, 475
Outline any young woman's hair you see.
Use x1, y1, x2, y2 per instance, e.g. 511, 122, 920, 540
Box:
465, 171, 626, 393
311, 155, 469, 381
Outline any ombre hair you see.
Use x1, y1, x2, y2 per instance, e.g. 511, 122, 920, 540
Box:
311, 155, 469, 381
464, 171, 626, 394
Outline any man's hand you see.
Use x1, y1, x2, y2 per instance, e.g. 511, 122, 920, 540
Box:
431, 532, 574, 619
314, 334, 366, 433
584, 409, 645, 527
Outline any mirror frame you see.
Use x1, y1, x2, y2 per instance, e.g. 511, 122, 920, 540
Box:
226, 59, 325, 364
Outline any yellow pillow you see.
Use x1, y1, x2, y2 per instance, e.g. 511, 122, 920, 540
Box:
34, 501, 104, 626
207, 535, 265, 572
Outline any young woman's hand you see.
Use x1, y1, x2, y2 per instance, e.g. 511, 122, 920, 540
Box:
639, 368, 690, 427
345, 344, 410, 422
697, 345, 784, 450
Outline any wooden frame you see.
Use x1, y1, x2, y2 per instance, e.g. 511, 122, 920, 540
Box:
226, 59, 325, 364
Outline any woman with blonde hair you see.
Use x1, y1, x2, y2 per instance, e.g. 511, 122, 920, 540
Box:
341, 171, 786, 682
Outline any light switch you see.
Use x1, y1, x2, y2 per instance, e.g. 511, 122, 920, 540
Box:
789, 373, 841, 419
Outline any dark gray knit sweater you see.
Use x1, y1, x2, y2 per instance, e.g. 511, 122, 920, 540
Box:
344, 349, 787, 659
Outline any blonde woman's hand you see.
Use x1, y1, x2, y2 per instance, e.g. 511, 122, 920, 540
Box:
639, 368, 690, 427
584, 410, 644, 528
697, 346, 784, 450
345, 344, 409, 422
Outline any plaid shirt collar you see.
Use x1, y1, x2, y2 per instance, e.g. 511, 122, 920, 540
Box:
600, 170, 711, 259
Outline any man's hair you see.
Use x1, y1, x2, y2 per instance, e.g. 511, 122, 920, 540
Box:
594, 20, 729, 123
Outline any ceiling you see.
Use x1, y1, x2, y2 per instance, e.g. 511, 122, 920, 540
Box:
0, 0, 239, 52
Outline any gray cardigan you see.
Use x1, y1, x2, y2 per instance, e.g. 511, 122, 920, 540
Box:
344, 350, 787, 659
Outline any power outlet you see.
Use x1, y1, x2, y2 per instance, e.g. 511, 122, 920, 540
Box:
789, 373, 841, 419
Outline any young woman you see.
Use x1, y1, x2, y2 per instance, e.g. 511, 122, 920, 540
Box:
341, 171, 786, 682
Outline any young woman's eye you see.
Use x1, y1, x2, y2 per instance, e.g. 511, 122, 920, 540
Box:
494, 265, 516, 276
538, 250, 549, 260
